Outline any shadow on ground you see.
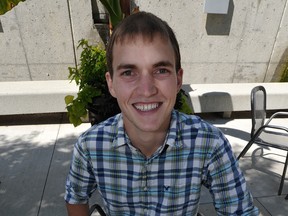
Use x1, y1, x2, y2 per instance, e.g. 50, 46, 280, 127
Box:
0, 125, 79, 216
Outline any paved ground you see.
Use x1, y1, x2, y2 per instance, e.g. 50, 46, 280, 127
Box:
0, 113, 287, 216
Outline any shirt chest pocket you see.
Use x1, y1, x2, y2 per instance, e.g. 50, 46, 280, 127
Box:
145, 177, 202, 214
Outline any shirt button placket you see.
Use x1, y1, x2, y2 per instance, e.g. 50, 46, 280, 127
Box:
141, 161, 149, 215
142, 169, 147, 190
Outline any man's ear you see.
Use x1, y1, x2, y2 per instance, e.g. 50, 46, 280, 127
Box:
105, 72, 116, 98
176, 68, 183, 92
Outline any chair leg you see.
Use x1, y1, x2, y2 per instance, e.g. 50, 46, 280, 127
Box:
278, 151, 288, 195
237, 140, 254, 160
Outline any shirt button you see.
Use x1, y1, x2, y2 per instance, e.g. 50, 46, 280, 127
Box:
143, 186, 147, 191
144, 207, 148, 215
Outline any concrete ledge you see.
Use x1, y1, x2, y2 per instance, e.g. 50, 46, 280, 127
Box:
1, 81, 287, 117
0, 80, 78, 115
186, 82, 288, 116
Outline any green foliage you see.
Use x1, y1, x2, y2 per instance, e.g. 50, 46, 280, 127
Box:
175, 89, 193, 115
0, 0, 25, 15
65, 39, 109, 127
99, 0, 124, 29
70, 39, 108, 91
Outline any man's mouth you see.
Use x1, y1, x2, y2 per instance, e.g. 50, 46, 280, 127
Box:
134, 103, 160, 112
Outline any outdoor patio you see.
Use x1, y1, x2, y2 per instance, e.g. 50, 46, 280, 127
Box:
0, 112, 287, 216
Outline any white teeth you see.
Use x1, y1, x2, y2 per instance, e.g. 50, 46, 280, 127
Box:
134, 103, 159, 111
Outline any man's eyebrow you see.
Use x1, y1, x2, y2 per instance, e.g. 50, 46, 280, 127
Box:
116, 64, 136, 70
153, 61, 174, 68
116, 61, 174, 70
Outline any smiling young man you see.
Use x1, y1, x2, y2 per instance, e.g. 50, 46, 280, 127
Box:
105, 32, 183, 158
65, 12, 259, 216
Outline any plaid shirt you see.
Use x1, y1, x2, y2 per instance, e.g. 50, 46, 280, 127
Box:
65, 110, 259, 216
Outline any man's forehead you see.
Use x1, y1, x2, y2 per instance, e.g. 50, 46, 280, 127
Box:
114, 33, 169, 46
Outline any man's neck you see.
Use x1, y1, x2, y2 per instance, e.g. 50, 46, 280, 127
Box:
127, 129, 167, 158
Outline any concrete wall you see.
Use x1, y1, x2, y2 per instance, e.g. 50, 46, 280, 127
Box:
0, 0, 103, 81
0, 0, 288, 84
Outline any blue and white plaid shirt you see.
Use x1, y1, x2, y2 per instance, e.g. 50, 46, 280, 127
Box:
65, 110, 258, 215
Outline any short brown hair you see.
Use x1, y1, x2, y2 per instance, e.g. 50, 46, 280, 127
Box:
106, 11, 181, 77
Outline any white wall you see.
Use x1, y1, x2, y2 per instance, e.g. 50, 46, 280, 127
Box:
0, 0, 103, 81
0, 0, 288, 84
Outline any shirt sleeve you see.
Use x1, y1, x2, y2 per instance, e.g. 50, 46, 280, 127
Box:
203, 132, 259, 215
64, 134, 97, 204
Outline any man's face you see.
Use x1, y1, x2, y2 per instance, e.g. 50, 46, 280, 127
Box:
106, 35, 183, 134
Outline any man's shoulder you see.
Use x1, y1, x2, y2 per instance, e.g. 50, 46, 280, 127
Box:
82, 113, 123, 138
174, 111, 221, 135
75, 114, 125, 151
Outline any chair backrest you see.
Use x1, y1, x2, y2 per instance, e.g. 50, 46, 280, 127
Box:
250, 86, 267, 137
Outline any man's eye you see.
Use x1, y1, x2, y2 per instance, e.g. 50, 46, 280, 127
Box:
157, 69, 169, 74
121, 70, 132, 76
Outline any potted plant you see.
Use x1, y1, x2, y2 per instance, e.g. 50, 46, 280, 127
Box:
64, 1, 131, 127
65, 39, 120, 127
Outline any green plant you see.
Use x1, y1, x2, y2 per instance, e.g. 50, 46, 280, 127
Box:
175, 89, 193, 114
99, 0, 123, 30
0, 0, 25, 15
99, 0, 131, 31
65, 39, 119, 127
65, 1, 130, 127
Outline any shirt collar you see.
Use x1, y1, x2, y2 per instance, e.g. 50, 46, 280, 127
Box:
111, 114, 127, 148
111, 110, 182, 149
164, 110, 183, 148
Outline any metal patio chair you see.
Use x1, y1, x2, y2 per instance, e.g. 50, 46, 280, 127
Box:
237, 85, 288, 196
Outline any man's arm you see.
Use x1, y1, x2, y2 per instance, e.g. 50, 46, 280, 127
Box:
205, 133, 259, 215
65, 136, 97, 216
66, 203, 89, 216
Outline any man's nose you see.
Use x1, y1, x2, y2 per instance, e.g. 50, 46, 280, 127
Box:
136, 73, 157, 97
